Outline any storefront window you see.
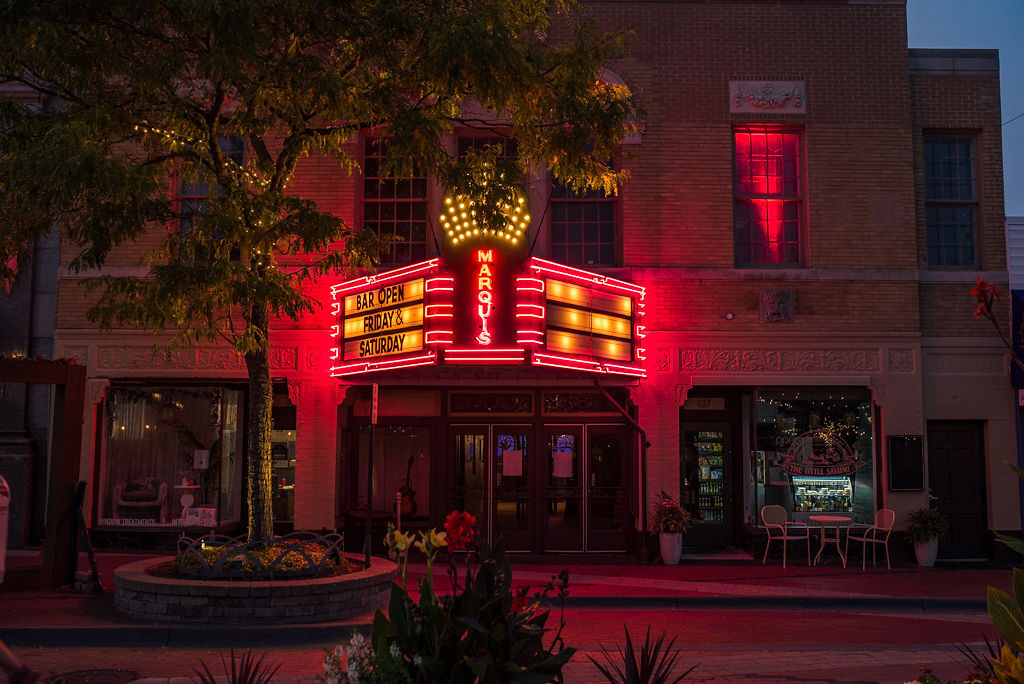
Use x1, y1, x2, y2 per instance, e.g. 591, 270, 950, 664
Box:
357, 425, 430, 521
99, 386, 243, 528
752, 389, 874, 524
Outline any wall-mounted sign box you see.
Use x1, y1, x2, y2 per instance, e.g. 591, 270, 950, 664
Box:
328, 253, 645, 378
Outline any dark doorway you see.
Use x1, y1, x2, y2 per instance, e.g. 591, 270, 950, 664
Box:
926, 421, 988, 559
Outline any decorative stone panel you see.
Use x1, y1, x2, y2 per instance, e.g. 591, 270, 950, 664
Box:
730, 81, 804, 113
888, 348, 915, 373
759, 290, 794, 323
679, 349, 880, 373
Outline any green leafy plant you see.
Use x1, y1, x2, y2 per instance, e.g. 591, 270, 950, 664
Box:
588, 626, 697, 684
195, 650, 279, 684
904, 507, 949, 545
325, 511, 574, 683
650, 493, 691, 534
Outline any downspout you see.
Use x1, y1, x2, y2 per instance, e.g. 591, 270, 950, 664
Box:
594, 380, 650, 563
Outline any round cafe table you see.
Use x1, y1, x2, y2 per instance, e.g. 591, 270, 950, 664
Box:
809, 514, 852, 567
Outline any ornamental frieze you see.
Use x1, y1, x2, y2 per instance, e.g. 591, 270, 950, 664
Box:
97, 346, 245, 371
679, 349, 880, 373
269, 346, 298, 370
730, 81, 804, 113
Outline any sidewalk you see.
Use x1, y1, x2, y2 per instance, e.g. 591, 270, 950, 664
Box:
0, 549, 1013, 649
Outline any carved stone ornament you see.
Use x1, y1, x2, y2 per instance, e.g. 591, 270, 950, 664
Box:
730, 81, 804, 113
888, 348, 915, 374
675, 384, 692, 405
97, 346, 245, 371
653, 348, 672, 372
679, 349, 880, 373
287, 380, 302, 407
305, 348, 320, 372
86, 378, 110, 405
270, 346, 298, 370
760, 290, 794, 323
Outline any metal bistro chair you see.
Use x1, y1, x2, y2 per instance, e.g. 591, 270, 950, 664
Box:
761, 505, 810, 568
845, 508, 896, 570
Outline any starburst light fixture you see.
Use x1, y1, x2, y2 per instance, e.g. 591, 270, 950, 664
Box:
441, 194, 530, 246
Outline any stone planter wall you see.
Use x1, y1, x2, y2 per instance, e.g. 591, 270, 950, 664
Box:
114, 556, 397, 623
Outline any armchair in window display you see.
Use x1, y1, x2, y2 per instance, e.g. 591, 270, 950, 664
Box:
114, 476, 169, 523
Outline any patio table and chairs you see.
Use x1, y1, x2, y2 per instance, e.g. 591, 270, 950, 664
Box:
809, 514, 852, 567
845, 508, 896, 570
760, 505, 810, 568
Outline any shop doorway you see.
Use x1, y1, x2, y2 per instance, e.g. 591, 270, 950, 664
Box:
448, 423, 629, 552
927, 421, 988, 559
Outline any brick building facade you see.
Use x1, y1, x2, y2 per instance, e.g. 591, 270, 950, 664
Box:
50, 0, 1014, 560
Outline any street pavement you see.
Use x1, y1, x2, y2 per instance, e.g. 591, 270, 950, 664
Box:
0, 548, 1014, 683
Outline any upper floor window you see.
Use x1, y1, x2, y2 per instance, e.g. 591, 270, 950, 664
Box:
924, 135, 977, 267
550, 179, 617, 267
733, 126, 801, 266
362, 139, 428, 264
177, 134, 244, 234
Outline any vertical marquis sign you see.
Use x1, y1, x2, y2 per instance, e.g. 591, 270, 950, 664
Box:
475, 249, 495, 345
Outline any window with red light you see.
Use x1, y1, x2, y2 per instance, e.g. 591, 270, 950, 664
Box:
733, 127, 801, 266
550, 180, 617, 267
924, 135, 977, 266
362, 139, 428, 264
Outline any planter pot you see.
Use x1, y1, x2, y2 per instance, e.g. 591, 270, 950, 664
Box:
914, 538, 939, 567
659, 532, 683, 565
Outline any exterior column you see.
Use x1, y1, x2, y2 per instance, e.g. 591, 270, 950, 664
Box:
290, 380, 344, 530
82, 377, 109, 524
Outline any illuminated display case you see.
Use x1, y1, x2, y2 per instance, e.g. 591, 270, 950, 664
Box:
682, 430, 725, 523
792, 476, 852, 513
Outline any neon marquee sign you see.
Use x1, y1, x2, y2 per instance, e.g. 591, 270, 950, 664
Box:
328, 255, 645, 378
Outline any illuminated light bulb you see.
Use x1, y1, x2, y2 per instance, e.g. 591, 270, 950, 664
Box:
473, 229, 479, 234
459, 203, 465, 209
518, 197, 524, 204
512, 238, 518, 243
445, 197, 452, 204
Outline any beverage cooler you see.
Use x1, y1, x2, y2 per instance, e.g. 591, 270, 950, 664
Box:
792, 476, 853, 516
680, 425, 733, 544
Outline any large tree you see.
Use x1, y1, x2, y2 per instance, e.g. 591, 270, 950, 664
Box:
0, 0, 640, 540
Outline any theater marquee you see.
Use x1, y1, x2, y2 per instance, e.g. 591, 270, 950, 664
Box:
328, 252, 645, 378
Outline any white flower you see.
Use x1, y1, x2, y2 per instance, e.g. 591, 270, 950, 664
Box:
413, 655, 423, 666
347, 663, 359, 683
350, 632, 365, 647
389, 644, 401, 658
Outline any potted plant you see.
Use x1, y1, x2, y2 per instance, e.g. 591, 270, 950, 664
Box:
651, 492, 692, 565
905, 507, 949, 567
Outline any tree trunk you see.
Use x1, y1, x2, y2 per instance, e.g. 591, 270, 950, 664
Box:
244, 304, 274, 542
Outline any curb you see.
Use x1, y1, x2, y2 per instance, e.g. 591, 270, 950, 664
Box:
0, 595, 988, 649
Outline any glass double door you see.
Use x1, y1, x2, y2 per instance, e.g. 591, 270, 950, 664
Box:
449, 424, 628, 552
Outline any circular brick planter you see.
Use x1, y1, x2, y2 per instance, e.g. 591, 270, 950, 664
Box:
114, 555, 397, 623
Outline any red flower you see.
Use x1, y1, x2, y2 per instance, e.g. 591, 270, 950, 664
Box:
510, 595, 529, 613
970, 275, 1002, 319
444, 510, 476, 551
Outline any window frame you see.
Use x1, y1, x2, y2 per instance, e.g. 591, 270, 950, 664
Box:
359, 136, 430, 266
548, 162, 621, 268
923, 131, 980, 268
732, 125, 805, 268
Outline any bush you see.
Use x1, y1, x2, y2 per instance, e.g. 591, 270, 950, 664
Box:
905, 507, 949, 545
651, 494, 691, 534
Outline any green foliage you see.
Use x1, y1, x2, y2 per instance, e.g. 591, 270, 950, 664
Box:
588, 627, 697, 684
0, 0, 640, 541
904, 507, 949, 545
368, 537, 574, 683
650, 495, 691, 534
195, 650, 280, 684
